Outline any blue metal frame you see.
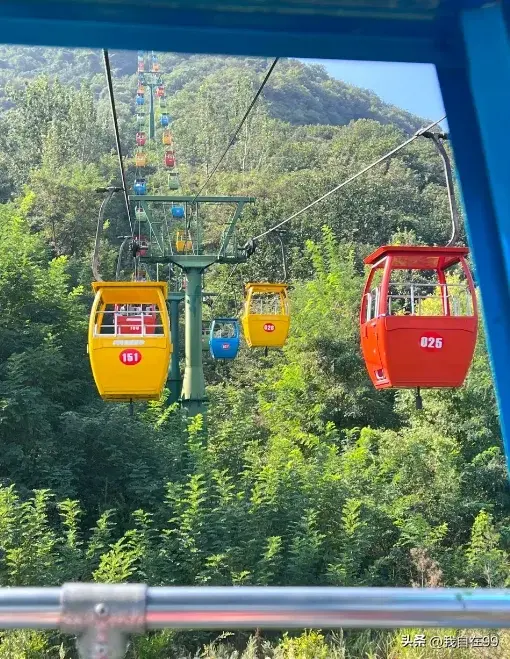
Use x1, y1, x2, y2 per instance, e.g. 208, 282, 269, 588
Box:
0, 0, 508, 474
436, 2, 510, 476
0, 2, 480, 65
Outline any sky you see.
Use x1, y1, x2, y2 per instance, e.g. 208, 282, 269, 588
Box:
299, 59, 447, 128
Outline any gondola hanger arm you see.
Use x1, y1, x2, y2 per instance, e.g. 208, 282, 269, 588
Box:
418, 131, 460, 246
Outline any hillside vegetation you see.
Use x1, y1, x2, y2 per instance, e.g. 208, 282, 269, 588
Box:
0, 47, 507, 658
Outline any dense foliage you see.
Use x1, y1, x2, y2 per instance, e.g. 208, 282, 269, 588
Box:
0, 47, 507, 658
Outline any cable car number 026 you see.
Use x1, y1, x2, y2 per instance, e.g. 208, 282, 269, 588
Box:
420, 335, 443, 350
119, 348, 142, 365
263, 323, 275, 332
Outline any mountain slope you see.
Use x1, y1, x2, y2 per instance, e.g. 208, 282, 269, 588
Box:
0, 47, 426, 133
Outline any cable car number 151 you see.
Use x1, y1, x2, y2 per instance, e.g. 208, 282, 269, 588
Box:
119, 348, 142, 365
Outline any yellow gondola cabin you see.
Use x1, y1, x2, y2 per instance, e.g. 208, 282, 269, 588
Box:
175, 231, 193, 253
241, 283, 290, 348
87, 281, 172, 401
135, 152, 147, 167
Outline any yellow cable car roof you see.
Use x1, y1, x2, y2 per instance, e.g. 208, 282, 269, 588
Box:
244, 282, 288, 292
92, 281, 168, 304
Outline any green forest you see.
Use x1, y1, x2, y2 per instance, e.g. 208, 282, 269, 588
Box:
0, 47, 508, 658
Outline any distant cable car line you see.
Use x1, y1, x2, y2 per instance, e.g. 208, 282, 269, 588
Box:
190, 57, 279, 204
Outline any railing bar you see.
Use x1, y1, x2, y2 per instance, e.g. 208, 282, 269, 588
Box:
373, 283, 470, 318
145, 586, 510, 629
0, 586, 509, 630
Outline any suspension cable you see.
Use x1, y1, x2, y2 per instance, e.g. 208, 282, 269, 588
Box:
103, 49, 134, 236
273, 230, 288, 281
190, 57, 279, 204
92, 186, 122, 281
115, 235, 132, 281
247, 115, 447, 244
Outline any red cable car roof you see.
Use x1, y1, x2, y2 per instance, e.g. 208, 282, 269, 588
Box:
364, 245, 470, 270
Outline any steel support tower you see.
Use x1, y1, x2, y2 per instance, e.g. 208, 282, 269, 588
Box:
130, 194, 254, 418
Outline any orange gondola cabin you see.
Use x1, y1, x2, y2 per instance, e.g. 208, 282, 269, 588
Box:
360, 245, 478, 389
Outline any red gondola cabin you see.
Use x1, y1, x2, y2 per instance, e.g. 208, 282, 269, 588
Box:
164, 151, 176, 167
115, 305, 157, 335
360, 245, 478, 389
138, 235, 150, 257
136, 132, 146, 146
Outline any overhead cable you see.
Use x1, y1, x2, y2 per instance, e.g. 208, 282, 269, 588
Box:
103, 49, 134, 235
190, 57, 279, 204
249, 115, 447, 243
92, 186, 122, 281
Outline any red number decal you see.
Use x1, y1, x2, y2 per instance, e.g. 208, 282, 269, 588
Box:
119, 348, 142, 365
263, 323, 275, 332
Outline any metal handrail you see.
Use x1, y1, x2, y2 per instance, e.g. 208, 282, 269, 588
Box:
212, 330, 237, 338
365, 282, 474, 321
385, 282, 470, 288
93, 310, 166, 338
250, 297, 288, 316
94, 328, 166, 338
0, 585, 508, 659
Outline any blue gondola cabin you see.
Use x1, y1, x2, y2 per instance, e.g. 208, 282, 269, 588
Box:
171, 205, 185, 218
210, 319, 240, 359
134, 179, 147, 195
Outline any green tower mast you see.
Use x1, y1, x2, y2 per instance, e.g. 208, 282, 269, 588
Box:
130, 194, 255, 418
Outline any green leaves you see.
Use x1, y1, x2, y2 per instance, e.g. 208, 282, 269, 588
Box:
465, 510, 509, 587
92, 535, 140, 583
